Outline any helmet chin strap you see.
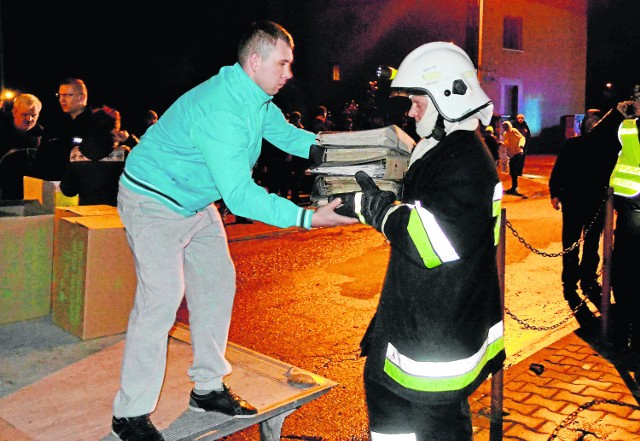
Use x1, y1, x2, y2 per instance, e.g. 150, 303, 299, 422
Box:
430, 114, 446, 141
419, 113, 446, 141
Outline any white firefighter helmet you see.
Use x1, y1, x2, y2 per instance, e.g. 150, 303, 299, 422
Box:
391, 42, 492, 122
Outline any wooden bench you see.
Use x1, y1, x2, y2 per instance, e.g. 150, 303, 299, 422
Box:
107, 323, 337, 441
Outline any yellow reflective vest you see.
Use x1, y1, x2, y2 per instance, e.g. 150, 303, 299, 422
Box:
610, 119, 640, 198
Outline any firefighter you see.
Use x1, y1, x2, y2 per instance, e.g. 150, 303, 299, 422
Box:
331, 42, 505, 440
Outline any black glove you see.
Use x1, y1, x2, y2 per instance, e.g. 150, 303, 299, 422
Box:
329, 171, 396, 231
330, 191, 358, 217
308, 145, 325, 169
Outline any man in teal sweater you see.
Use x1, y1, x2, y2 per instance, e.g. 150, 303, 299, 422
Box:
112, 21, 356, 441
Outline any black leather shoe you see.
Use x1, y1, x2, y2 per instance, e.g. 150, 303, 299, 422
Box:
112, 414, 164, 441
189, 384, 258, 418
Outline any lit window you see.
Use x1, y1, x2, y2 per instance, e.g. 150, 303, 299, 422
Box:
332, 64, 341, 82
503, 17, 523, 51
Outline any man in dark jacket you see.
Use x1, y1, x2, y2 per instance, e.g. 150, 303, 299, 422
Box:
551, 85, 640, 367
32, 78, 93, 181
332, 42, 505, 440
0, 94, 44, 199
549, 109, 604, 325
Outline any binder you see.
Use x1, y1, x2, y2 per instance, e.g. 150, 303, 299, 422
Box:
311, 175, 403, 206
309, 125, 415, 206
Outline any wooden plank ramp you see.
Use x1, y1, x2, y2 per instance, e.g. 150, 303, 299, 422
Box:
101, 323, 337, 441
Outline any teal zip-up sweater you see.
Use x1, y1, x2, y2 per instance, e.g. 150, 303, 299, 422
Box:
121, 63, 316, 228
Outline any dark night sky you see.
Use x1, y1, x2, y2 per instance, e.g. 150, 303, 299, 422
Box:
586, 0, 639, 110
0, 0, 636, 131
0, 1, 293, 131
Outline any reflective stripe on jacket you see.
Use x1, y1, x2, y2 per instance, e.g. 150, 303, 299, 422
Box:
405, 181, 502, 267
384, 321, 504, 392
493, 183, 503, 245
406, 201, 460, 268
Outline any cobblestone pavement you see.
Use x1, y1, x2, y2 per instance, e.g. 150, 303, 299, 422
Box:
470, 330, 640, 440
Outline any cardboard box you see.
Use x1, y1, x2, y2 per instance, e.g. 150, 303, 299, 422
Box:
23, 176, 78, 213
0, 211, 54, 324
55, 205, 118, 222
0, 200, 27, 217
0, 199, 51, 217
52, 215, 136, 339
54, 205, 118, 237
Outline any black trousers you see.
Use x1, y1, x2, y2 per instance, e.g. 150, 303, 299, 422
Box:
612, 208, 640, 352
508, 153, 524, 189
561, 202, 605, 290
365, 378, 472, 441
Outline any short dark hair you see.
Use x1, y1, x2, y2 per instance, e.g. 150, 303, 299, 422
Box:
579, 108, 602, 134
92, 106, 119, 131
59, 77, 87, 94
314, 106, 327, 117
237, 21, 294, 66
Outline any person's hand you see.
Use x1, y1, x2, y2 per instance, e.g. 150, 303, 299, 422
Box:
329, 171, 397, 231
113, 130, 130, 144
616, 100, 634, 118
551, 197, 561, 211
311, 198, 359, 228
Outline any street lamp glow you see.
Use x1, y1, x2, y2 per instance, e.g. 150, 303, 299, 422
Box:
1, 89, 16, 100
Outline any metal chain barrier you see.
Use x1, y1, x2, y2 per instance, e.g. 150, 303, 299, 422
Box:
505, 197, 606, 257
496, 191, 628, 441
503, 197, 607, 330
547, 398, 640, 440
504, 297, 589, 331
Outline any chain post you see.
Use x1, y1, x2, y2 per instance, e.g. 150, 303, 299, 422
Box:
600, 187, 614, 341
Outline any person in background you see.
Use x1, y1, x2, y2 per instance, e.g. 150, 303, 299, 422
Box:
285, 110, 309, 203
511, 113, 531, 154
113, 124, 139, 149
483, 124, 500, 166
549, 108, 604, 328
330, 42, 505, 441
604, 85, 640, 368
128, 109, 159, 148
111, 20, 356, 441
550, 84, 640, 373
0, 94, 44, 200
142, 109, 158, 130
502, 120, 526, 196
309, 105, 333, 133
32, 78, 94, 181
60, 106, 129, 206
288, 110, 303, 128
511, 113, 531, 171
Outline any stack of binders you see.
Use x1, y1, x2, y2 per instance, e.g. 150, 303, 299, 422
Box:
309, 125, 415, 206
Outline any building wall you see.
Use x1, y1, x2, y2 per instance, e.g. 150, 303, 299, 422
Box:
297, 0, 473, 115
480, 0, 587, 139
295, 0, 586, 144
